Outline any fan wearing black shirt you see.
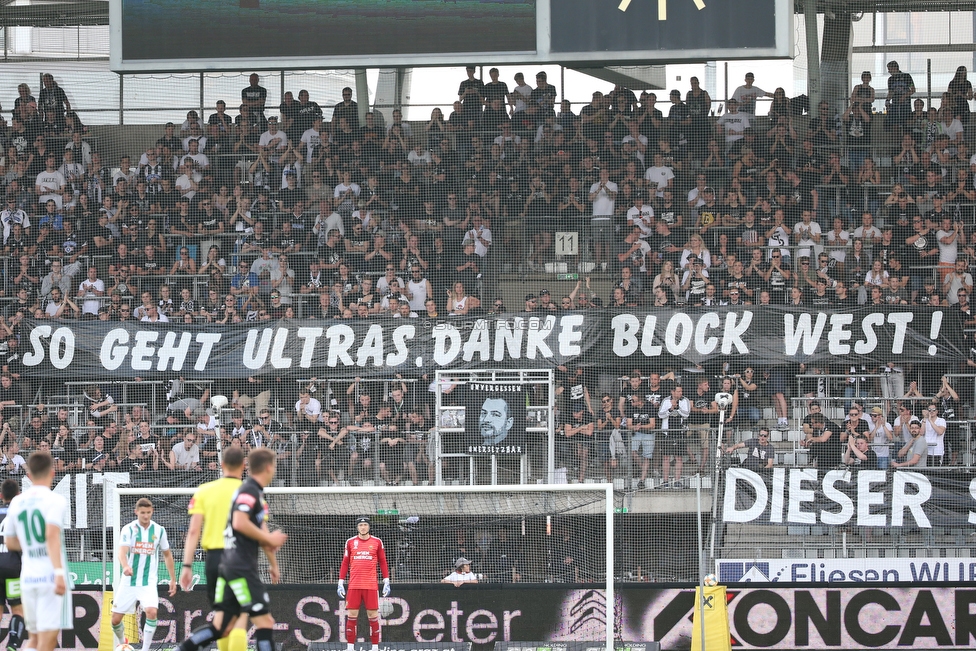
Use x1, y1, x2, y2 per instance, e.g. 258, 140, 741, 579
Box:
843, 436, 879, 469
277, 172, 304, 210
801, 412, 843, 468
808, 277, 832, 305
560, 404, 594, 483
175, 449, 287, 651
298, 416, 352, 486
458, 66, 486, 120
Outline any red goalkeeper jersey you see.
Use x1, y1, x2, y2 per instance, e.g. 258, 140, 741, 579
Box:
339, 534, 390, 589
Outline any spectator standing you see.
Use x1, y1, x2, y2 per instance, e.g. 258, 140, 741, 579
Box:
241, 73, 268, 129
77, 266, 105, 316
731, 72, 771, 118
885, 61, 916, 132
458, 66, 486, 123
511, 73, 532, 114
624, 392, 657, 489
38, 73, 71, 128
800, 412, 841, 468
935, 375, 963, 465
589, 169, 617, 271
920, 402, 947, 466
716, 99, 750, 149
947, 66, 973, 129
658, 385, 690, 489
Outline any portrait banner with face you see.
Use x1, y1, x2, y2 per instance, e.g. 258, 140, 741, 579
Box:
461, 384, 526, 456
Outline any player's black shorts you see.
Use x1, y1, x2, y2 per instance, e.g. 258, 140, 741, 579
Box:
204, 549, 223, 606
214, 566, 270, 618
0, 552, 22, 606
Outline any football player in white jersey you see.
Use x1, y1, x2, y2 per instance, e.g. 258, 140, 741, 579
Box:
0, 478, 26, 650
3, 451, 71, 651
112, 498, 177, 651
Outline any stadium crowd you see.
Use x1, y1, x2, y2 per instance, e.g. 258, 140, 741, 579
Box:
0, 66, 972, 488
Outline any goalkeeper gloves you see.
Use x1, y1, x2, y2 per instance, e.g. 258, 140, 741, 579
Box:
382, 578, 391, 597
337, 580, 346, 598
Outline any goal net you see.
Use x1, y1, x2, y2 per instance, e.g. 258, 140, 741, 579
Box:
110, 483, 615, 648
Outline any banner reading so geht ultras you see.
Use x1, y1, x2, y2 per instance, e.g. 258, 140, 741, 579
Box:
19, 306, 964, 380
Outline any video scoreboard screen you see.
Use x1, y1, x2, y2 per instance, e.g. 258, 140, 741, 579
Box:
110, 0, 791, 71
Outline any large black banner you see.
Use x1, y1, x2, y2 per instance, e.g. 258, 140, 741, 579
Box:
722, 467, 976, 529
19, 306, 964, 380
61, 584, 976, 650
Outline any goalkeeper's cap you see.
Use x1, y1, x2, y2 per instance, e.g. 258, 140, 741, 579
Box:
455, 557, 472, 568
356, 516, 371, 525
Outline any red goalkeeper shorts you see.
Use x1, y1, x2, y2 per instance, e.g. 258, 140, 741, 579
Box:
346, 587, 379, 611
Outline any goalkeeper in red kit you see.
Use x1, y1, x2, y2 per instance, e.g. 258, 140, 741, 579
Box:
338, 516, 390, 651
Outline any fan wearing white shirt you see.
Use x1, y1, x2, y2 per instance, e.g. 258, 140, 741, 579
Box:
258, 116, 289, 162
35, 155, 66, 208
851, 212, 882, 245
589, 169, 618, 270
441, 558, 478, 587
300, 116, 325, 163
333, 172, 360, 215
511, 73, 532, 113
644, 152, 674, 198
626, 194, 654, 239
296, 388, 323, 425
715, 98, 750, 146
730, 72, 772, 118
464, 215, 492, 257
58, 150, 85, 194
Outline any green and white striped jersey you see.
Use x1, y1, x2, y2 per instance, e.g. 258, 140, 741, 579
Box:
5, 485, 69, 586
118, 519, 170, 587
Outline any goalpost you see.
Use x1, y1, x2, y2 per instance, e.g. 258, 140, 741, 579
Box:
108, 483, 616, 651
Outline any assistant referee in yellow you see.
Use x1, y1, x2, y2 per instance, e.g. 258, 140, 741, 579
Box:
179, 445, 246, 651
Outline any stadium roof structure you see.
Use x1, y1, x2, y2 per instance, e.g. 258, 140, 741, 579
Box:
571, 66, 667, 91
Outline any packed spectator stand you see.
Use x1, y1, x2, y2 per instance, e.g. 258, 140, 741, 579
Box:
0, 66, 974, 492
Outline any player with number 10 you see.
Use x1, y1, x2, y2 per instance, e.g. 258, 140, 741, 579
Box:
3, 452, 72, 651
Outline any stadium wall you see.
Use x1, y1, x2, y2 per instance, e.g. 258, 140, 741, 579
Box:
58, 584, 976, 650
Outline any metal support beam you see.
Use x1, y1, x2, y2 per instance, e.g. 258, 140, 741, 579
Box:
804, 0, 822, 110
354, 68, 369, 121
854, 43, 976, 53
396, 67, 407, 107
118, 73, 123, 125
